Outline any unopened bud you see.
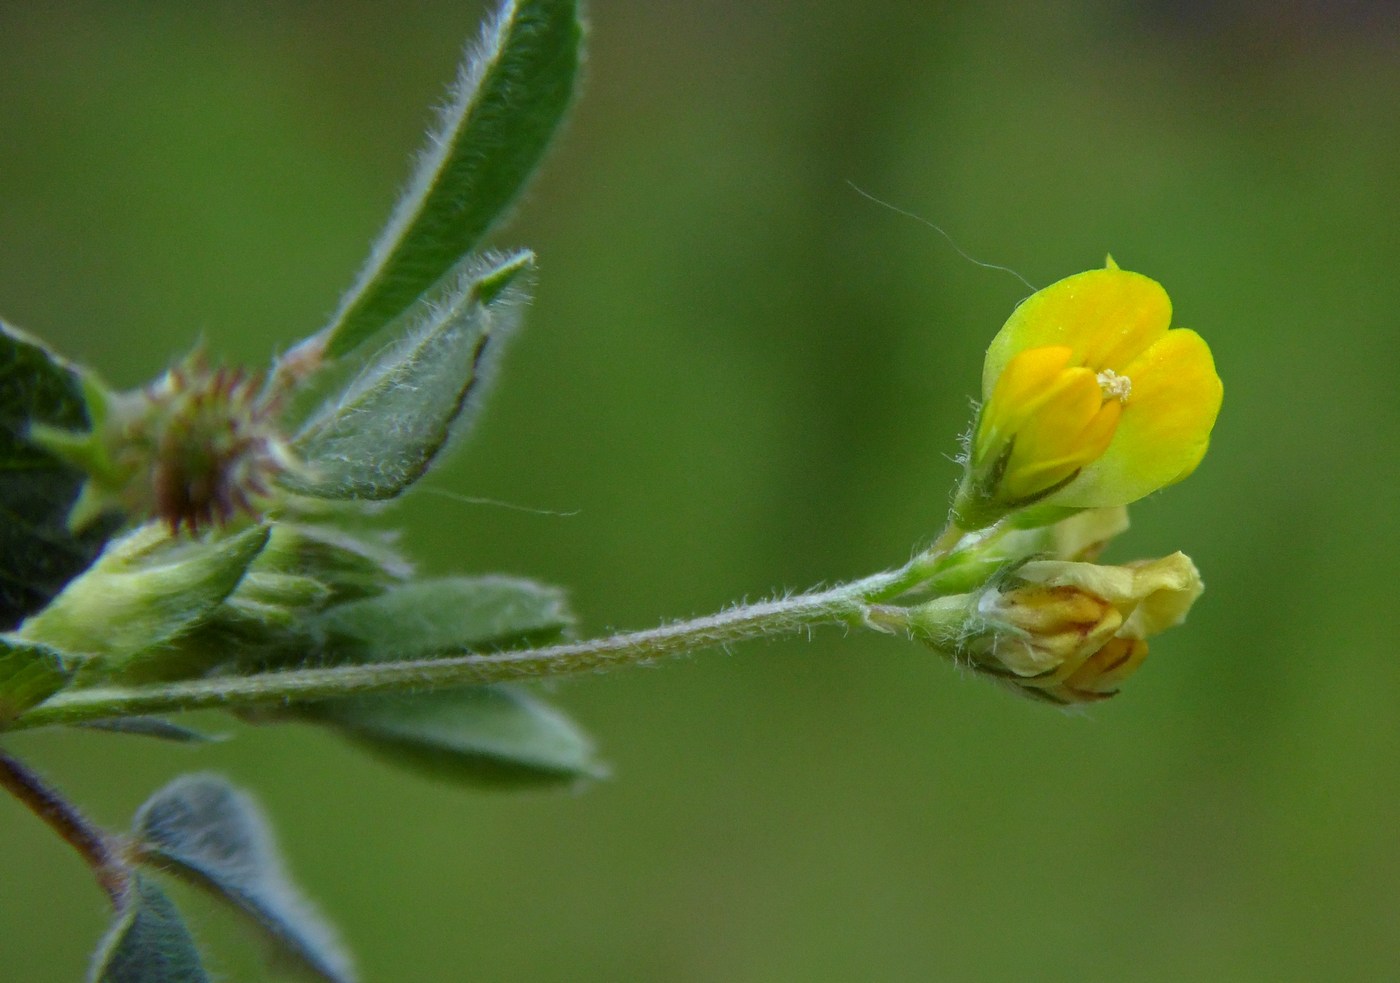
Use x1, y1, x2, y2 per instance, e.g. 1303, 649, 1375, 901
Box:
13, 523, 269, 672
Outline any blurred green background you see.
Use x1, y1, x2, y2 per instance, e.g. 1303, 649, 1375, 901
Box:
2, 1, 1398, 980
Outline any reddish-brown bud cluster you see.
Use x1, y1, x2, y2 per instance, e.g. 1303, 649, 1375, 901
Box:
127, 353, 294, 534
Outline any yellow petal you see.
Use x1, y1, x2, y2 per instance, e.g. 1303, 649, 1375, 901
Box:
1053, 328, 1222, 508
1060, 636, 1150, 698
1001, 376, 1119, 500
982, 267, 1172, 396
975, 345, 1074, 458
1017, 553, 1202, 635
1121, 552, 1204, 637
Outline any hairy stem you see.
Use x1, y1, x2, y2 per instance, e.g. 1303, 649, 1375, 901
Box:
0, 746, 130, 905
14, 563, 928, 731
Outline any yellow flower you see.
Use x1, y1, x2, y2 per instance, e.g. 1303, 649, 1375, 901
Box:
952, 260, 1222, 529
974, 552, 1203, 704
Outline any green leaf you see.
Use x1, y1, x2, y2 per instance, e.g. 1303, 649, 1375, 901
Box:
320, 0, 582, 356
285, 252, 531, 501
89, 875, 209, 983
0, 636, 71, 725
308, 685, 605, 787
132, 774, 355, 983
296, 577, 595, 786
310, 575, 573, 662
16, 523, 270, 679
0, 321, 111, 629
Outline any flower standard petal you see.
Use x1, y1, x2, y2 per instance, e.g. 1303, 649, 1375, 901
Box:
981, 267, 1172, 395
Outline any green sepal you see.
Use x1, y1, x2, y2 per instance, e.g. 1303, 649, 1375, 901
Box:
870, 593, 978, 655
132, 774, 355, 983
951, 425, 1092, 532
88, 875, 210, 983
285, 252, 532, 501
145, 524, 412, 681
247, 523, 410, 605
0, 636, 71, 726
319, 0, 582, 356
306, 685, 606, 788
226, 572, 333, 624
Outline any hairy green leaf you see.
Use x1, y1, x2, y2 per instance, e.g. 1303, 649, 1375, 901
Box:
0, 321, 110, 629
0, 636, 70, 725
133, 774, 354, 983
321, 0, 582, 356
286, 252, 531, 501
311, 575, 572, 662
89, 875, 209, 983
294, 577, 591, 785
309, 685, 604, 787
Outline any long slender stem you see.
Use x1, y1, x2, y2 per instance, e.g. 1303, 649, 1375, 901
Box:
14, 565, 920, 731
0, 746, 130, 905
11, 521, 975, 733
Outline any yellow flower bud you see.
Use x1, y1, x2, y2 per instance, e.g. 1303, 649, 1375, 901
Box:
952, 260, 1222, 529
974, 552, 1203, 703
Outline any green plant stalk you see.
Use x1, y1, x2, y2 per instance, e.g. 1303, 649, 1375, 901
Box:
12, 548, 959, 732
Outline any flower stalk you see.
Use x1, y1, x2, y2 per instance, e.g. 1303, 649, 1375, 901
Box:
9, 507, 1205, 729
